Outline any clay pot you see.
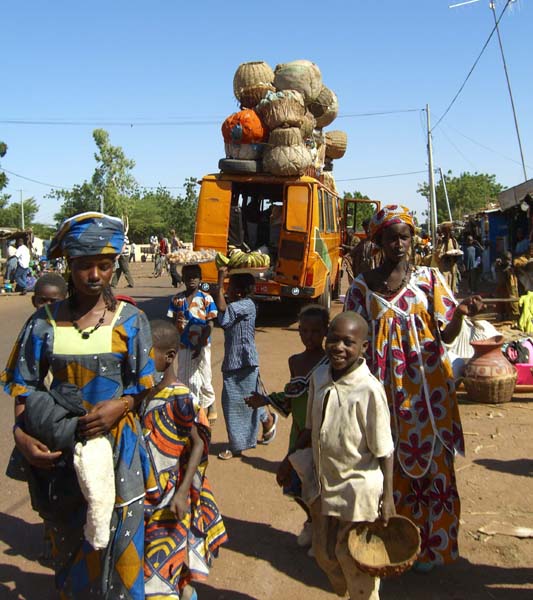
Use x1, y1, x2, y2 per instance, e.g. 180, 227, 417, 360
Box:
463, 335, 517, 404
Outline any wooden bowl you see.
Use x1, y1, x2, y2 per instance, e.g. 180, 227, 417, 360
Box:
347, 515, 420, 578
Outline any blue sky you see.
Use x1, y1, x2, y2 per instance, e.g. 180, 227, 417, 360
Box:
1, 0, 531, 226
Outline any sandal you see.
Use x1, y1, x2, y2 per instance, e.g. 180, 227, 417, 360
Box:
218, 449, 241, 460
260, 412, 279, 445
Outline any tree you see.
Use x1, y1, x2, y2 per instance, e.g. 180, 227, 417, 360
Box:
91, 129, 137, 216
49, 129, 138, 223
0, 196, 39, 228
128, 178, 199, 243
417, 171, 504, 222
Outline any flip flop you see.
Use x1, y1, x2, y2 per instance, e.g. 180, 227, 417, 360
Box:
260, 412, 279, 445
218, 449, 241, 460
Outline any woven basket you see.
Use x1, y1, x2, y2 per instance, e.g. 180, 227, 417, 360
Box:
256, 90, 306, 129
325, 130, 348, 159
308, 86, 338, 128
233, 61, 274, 99
263, 144, 313, 177
268, 127, 303, 147
237, 83, 276, 109
274, 59, 323, 103
301, 111, 316, 139
224, 142, 265, 160
463, 372, 517, 404
347, 515, 421, 578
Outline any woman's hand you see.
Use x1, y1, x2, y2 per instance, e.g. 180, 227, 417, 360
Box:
245, 392, 269, 409
14, 427, 62, 469
170, 488, 189, 521
77, 399, 126, 439
455, 295, 485, 318
217, 266, 228, 283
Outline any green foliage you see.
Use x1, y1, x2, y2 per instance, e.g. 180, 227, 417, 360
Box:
49, 182, 100, 223
128, 178, 198, 243
91, 129, 137, 216
417, 171, 504, 222
32, 223, 57, 239
0, 141, 8, 195
0, 196, 39, 228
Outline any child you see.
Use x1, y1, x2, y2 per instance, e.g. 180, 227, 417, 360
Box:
142, 320, 227, 600
32, 273, 68, 310
246, 304, 329, 549
215, 267, 277, 460
304, 312, 394, 600
167, 264, 218, 424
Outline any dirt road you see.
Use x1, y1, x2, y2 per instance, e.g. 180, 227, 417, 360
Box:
0, 263, 532, 599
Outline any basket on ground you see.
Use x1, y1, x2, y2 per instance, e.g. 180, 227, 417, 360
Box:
347, 515, 420, 578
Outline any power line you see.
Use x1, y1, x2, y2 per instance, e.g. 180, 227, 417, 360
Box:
337, 170, 427, 182
0, 108, 424, 127
1, 168, 66, 189
432, 0, 513, 131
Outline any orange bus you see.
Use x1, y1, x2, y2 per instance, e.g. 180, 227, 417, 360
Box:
193, 172, 379, 309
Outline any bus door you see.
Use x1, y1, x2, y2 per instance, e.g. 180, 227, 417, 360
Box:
342, 198, 381, 244
276, 183, 312, 287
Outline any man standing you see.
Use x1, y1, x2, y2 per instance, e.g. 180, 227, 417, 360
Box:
129, 242, 136, 262
463, 235, 482, 293
5, 241, 18, 282
169, 229, 183, 288
14, 237, 31, 295
111, 235, 135, 288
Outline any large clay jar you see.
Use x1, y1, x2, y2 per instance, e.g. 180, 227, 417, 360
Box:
463, 335, 517, 403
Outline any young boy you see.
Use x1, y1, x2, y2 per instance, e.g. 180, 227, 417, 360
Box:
304, 312, 394, 600
142, 320, 227, 600
167, 264, 218, 423
32, 273, 68, 310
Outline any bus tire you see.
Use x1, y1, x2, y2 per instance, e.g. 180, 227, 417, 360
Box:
218, 159, 261, 174
318, 276, 331, 312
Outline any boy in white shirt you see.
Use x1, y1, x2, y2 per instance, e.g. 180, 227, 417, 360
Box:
305, 312, 395, 600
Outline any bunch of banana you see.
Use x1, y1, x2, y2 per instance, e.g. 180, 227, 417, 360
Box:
216, 250, 270, 269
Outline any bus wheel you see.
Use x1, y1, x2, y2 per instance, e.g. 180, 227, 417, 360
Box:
318, 276, 331, 312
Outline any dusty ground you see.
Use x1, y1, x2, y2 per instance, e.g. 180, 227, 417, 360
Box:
0, 262, 532, 599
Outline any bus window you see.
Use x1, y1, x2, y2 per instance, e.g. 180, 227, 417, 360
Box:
286, 185, 309, 232
325, 191, 335, 232
318, 189, 325, 231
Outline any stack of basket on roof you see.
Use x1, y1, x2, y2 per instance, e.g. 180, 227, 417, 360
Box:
220, 59, 348, 180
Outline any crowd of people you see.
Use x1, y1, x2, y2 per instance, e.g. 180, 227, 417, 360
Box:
0, 205, 518, 599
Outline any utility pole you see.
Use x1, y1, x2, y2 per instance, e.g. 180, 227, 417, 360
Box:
19, 189, 25, 229
426, 105, 438, 246
489, 0, 528, 181
439, 168, 453, 222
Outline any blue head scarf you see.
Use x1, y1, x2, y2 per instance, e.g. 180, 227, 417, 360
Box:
48, 212, 124, 260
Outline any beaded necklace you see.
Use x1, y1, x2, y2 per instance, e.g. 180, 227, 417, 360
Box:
72, 308, 107, 340
380, 263, 412, 296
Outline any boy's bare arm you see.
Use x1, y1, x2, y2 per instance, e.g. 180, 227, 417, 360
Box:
379, 453, 395, 525
170, 422, 204, 521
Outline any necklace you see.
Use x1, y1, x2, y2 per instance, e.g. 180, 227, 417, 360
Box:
72, 308, 107, 340
381, 264, 412, 295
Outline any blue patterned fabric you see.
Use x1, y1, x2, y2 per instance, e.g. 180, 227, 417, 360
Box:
48, 211, 124, 259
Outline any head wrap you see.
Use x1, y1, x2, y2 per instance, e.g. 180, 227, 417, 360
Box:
369, 204, 415, 242
48, 212, 124, 260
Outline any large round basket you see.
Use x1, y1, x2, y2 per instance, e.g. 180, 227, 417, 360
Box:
308, 86, 338, 129
347, 515, 421, 578
237, 84, 276, 109
301, 111, 316, 139
233, 61, 275, 103
463, 373, 517, 404
263, 144, 312, 177
273, 59, 323, 103
268, 127, 303, 147
256, 90, 306, 129
325, 130, 348, 159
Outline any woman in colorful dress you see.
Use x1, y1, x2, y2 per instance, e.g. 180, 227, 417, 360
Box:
344, 205, 483, 572
2, 212, 156, 599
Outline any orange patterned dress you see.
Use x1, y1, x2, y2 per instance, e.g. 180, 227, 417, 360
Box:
344, 266, 464, 566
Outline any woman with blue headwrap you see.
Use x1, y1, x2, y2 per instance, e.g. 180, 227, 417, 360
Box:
2, 212, 156, 599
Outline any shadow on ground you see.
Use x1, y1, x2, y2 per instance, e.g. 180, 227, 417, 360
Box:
382, 557, 533, 600
221, 515, 330, 593
474, 458, 533, 477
